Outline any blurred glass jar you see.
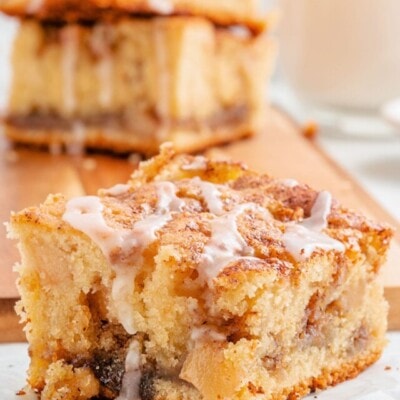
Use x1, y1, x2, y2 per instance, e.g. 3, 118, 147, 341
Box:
278, 0, 400, 134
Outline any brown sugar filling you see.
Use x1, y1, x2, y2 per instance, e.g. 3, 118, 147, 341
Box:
5, 104, 249, 136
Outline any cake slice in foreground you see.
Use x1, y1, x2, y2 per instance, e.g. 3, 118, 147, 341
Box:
9, 146, 392, 400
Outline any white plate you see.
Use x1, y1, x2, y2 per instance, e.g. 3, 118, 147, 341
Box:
1, 333, 400, 399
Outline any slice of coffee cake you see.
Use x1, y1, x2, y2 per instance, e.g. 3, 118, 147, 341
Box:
9, 146, 392, 400
4, 17, 274, 154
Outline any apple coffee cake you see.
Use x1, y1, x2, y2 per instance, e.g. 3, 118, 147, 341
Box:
9, 146, 392, 400
3, 16, 274, 154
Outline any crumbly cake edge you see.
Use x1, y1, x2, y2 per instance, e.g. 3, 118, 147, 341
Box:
150, 344, 384, 400
280, 345, 383, 400
2, 119, 256, 155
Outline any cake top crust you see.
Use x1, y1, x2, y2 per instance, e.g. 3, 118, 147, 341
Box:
11, 144, 393, 288
0, 0, 269, 32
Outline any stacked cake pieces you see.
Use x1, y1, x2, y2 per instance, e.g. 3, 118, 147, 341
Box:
9, 146, 393, 400
0, 0, 275, 154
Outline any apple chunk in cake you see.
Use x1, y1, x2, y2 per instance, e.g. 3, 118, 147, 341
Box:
9, 146, 392, 400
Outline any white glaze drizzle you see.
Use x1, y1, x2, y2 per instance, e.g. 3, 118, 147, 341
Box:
104, 184, 131, 197
26, 0, 44, 13
91, 24, 113, 108
198, 203, 262, 284
63, 181, 185, 334
112, 182, 185, 333
116, 340, 142, 400
63, 196, 119, 251
156, 181, 186, 212
181, 156, 208, 171
191, 177, 224, 215
282, 191, 345, 261
301, 191, 333, 231
61, 25, 79, 115
281, 178, 299, 188
148, 0, 173, 14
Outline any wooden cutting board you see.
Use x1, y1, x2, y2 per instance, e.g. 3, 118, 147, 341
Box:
0, 107, 399, 343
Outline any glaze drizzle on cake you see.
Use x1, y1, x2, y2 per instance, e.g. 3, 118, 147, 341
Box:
63, 179, 344, 290
282, 191, 345, 261
198, 203, 261, 284
116, 340, 142, 400
191, 177, 225, 215
62, 181, 347, 277
63, 181, 185, 334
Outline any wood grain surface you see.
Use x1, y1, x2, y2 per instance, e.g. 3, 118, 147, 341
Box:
0, 107, 399, 342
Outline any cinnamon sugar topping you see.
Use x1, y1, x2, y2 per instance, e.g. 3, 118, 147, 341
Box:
63, 181, 345, 330
198, 203, 267, 284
